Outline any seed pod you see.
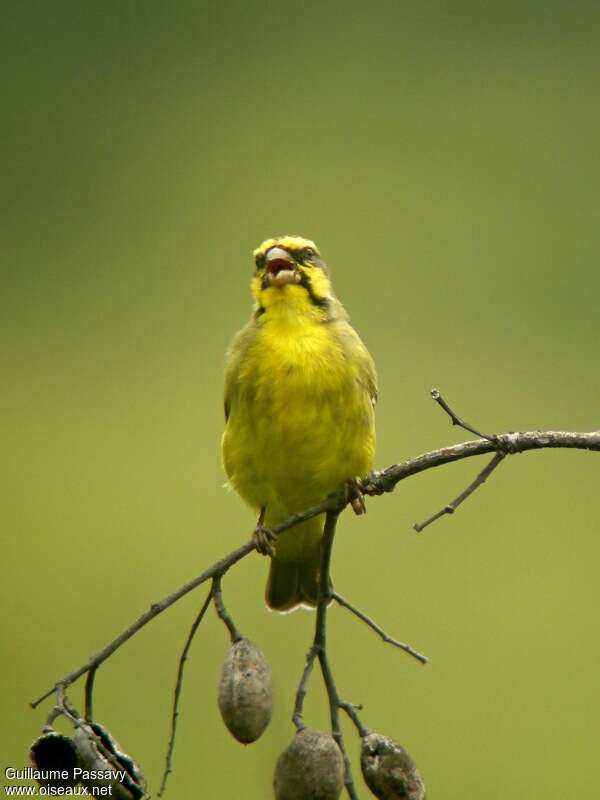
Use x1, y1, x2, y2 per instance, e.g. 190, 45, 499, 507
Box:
360, 732, 425, 800
30, 731, 79, 788
218, 637, 273, 743
73, 722, 146, 800
274, 727, 344, 800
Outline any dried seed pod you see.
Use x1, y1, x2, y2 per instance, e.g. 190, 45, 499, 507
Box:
30, 731, 79, 788
274, 727, 344, 800
360, 732, 425, 800
73, 722, 146, 800
218, 637, 273, 743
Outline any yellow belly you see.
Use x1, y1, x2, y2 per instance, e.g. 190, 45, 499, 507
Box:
222, 317, 375, 526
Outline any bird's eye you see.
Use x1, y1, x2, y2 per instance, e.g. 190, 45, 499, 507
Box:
303, 247, 315, 259
255, 253, 265, 269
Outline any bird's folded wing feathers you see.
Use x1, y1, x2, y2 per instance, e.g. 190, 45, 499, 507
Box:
224, 319, 256, 422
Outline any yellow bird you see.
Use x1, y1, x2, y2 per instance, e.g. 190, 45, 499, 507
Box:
222, 236, 377, 612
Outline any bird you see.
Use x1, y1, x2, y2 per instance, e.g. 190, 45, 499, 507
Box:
222, 236, 377, 612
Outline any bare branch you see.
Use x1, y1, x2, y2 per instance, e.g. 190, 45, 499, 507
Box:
414, 451, 506, 533
292, 646, 318, 731
292, 511, 362, 798
319, 645, 358, 800
56, 685, 80, 723
84, 665, 97, 722
339, 701, 369, 738
332, 592, 428, 664
361, 430, 600, 498
291, 508, 339, 730
430, 388, 497, 442
158, 589, 213, 797
212, 576, 243, 643
314, 511, 359, 800
31, 429, 600, 708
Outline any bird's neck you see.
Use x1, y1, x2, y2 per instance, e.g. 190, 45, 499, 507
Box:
256, 285, 332, 326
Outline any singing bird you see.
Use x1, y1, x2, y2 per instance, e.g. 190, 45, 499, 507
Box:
222, 236, 377, 611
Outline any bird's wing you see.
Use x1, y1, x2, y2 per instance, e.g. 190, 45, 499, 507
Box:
358, 341, 378, 408
334, 319, 378, 408
223, 318, 256, 422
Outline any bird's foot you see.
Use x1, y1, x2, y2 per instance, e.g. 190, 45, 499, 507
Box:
252, 524, 276, 557
346, 478, 367, 516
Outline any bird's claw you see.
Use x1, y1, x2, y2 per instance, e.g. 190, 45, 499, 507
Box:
252, 524, 276, 557
346, 478, 367, 516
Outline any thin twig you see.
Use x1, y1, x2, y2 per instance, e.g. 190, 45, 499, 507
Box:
430, 388, 497, 443
55, 685, 80, 725
31, 430, 600, 708
339, 701, 369, 738
43, 705, 64, 731
84, 665, 97, 722
414, 450, 507, 533
291, 510, 361, 798
212, 576, 242, 643
332, 592, 428, 664
292, 647, 318, 730
319, 647, 358, 800
316, 511, 360, 800
158, 589, 213, 798
291, 507, 339, 731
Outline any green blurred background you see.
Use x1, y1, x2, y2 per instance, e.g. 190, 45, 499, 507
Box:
3, 1, 600, 797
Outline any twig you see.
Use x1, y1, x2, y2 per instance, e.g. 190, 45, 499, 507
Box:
292, 647, 318, 731
291, 510, 361, 799
31, 429, 600, 708
319, 646, 358, 800
212, 576, 242, 643
84, 665, 97, 722
332, 592, 428, 664
414, 450, 507, 533
158, 589, 213, 797
291, 508, 339, 732
430, 388, 497, 442
43, 704, 64, 731
55, 684, 80, 725
339, 701, 369, 738
315, 511, 359, 800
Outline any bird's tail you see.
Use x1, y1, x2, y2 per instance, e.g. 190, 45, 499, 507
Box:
265, 515, 325, 612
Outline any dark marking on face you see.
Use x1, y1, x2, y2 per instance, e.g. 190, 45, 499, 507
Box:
296, 269, 330, 309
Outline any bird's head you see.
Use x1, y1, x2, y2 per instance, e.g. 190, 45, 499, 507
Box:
251, 235, 333, 315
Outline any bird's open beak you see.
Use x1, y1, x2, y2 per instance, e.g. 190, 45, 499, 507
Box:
265, 247, 302, 287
